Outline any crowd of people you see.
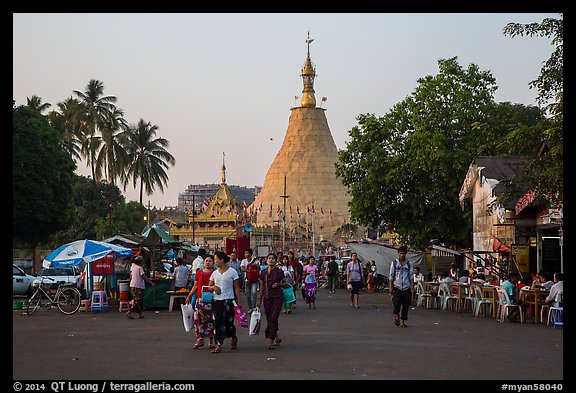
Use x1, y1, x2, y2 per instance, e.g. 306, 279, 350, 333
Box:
122, 246, 563, 352
122, 246, 412, 352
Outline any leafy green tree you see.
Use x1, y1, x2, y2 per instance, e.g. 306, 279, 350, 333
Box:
13, 105, 76, 247
123, 119, 176, 205
501, 15, 563, 206
337, 57, 501, 249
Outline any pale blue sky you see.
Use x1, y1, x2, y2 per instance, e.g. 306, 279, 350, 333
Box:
13, 13, 559, 208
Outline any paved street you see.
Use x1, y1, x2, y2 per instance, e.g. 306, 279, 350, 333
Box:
13, 287, 563, 382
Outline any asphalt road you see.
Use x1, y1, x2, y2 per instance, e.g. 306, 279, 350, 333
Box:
12, 287, 564, 383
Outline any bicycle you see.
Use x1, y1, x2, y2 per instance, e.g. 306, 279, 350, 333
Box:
26, 276, 81, 315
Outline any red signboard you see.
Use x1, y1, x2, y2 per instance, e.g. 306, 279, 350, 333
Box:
92, 253, 115, 275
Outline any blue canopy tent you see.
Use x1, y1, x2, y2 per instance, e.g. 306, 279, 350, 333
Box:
43, 239, 133, 294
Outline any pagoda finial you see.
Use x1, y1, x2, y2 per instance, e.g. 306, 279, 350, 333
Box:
301, 31, 317, 108
221, 152, 226, 185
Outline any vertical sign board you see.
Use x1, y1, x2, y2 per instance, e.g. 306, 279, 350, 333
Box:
511, 244, 530, 274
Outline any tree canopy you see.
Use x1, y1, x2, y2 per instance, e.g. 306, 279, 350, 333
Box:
336, 57, 544, 250
13, 105, 76, 246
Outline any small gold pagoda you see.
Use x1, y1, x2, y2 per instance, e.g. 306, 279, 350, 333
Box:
167, 154, 241, 248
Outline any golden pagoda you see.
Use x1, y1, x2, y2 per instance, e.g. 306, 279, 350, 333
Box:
167, 154, 241, 249
249, 33, 351, 246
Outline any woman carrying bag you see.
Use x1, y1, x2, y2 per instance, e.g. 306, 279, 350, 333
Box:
206, 251, 241, 354
185, 255, 216, 350
256, 253, 286, 349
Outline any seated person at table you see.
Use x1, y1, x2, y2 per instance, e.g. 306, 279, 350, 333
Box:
531, 271, 544, 289
458, 269, 470, 284
472, 273, 486, 285
501, 273, 526, 322
449, 263, 458, 280
544, 273, 563, 307
441, 271, 454, 285
538, 274, 555, 290
413, 266, 424, 285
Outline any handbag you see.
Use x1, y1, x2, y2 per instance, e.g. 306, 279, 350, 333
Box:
180, 303, 194, 333
282, 284, 296, 304
249, 307, 261, 336
201, 286, 213, 303
232, 300, 249, 328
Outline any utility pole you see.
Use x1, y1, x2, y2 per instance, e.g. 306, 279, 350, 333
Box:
146, 200, 151, 227
311, 203, 315, 258
280, 175, 289, 252
192, 194, 196, 245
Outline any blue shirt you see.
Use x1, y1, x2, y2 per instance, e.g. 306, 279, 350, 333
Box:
389, 259, 413, 291
500, 280, 515, 304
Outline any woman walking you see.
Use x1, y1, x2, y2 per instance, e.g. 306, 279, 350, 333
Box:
206, 251, 241, 353
303, 256, 319, 309
186, 255, 216, 349
256, 253, 286, 349
280, 255, 296, 314
347, 252, 364, 308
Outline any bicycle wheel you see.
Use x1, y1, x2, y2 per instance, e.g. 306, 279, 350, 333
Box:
26, 290, 45, 315
57, 288, 81, 314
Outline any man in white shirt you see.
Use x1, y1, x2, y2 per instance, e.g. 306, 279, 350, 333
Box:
191, 248, 207, 280
227, 251, 243, 293
545, 273, 563, 307
189, 248, 206, 309
173, 257, 190, 291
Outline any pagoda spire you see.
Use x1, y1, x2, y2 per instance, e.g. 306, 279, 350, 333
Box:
300, 31, 317, 108
221, 152, 226, 185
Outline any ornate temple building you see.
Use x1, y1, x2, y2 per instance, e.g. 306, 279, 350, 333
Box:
166, 156, 243, 250
249, 33, 351, 245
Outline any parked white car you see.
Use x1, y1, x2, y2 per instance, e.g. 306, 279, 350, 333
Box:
13, 264, 35, 296
36, 266, 82, 288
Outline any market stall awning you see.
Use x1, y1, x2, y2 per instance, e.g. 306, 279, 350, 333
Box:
43, 239, 133, 268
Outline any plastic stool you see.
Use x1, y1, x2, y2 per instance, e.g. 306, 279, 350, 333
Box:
91, 291, 109, 312
118, 300, 131, 312
553, 307, 563, 329
79, 299, 91, 312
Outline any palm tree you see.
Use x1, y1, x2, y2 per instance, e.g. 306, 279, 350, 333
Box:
26, 95, 51, 114
48, 97, 84, 163
96, 107, 128, 186
73, 79, 117, 183
123, 119, 176, 205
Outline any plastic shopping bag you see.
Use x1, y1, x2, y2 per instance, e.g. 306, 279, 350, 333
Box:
181, 303, 194, 333
232, 300, 249, 328
249, 307, 261, 336
282, 284, 296, 304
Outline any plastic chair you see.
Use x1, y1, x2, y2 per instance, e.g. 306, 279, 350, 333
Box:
438, 283, 459, 311
415, 281, 431, 308
461, 284, 476, 313
496, 287, 524, 323
472, 285, 493, 318
91, 290, 109, 312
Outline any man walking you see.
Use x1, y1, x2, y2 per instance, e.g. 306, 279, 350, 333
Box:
389, 245, 414, 328
326, 256, 339, 293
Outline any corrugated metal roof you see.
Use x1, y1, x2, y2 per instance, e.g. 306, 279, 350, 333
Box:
473, 156, 526, 181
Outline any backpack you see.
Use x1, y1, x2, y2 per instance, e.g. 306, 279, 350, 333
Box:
246, 261, 260, 283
